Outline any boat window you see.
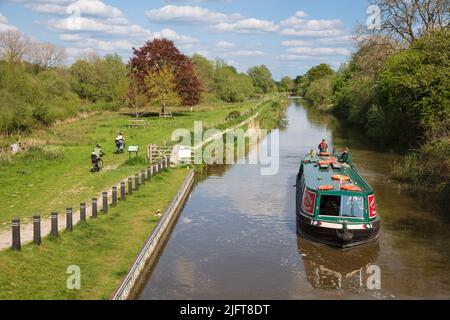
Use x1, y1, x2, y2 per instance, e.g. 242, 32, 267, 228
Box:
319, 196, 341, 217
341, 196, 364, 219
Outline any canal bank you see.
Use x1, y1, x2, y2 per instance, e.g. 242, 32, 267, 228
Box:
0, 96, 284, 300
138, 98, 450, 300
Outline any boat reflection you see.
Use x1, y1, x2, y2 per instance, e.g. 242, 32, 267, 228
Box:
297, 237, 380, 290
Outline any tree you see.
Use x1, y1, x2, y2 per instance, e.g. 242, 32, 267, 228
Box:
29, 42, 66, 69
0, 30, 30, 63
70, 53, 128, 103
375, 29, 450, 148
192, 54, 215, 95
215, 62, 255, 102
128, 38, 201, 106
144, 64, 181, 114
247, 65, 275, 94
279, 76, 295, 93
305, 64, 334, 82
372, 0, 450, 43
127, 75, 148, 118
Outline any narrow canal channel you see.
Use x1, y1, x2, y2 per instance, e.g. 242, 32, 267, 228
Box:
138, 98, 450, 300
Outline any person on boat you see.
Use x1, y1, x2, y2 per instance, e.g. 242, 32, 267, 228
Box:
339, 147, 351, 164
318, 139, 329, 153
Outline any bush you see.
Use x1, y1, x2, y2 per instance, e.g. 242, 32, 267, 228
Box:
22, 145, 64, 163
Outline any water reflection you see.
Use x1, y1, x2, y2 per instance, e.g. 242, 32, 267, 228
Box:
298, 238, 380, 291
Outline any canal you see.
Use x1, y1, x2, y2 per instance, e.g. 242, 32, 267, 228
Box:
138, 98, 450, 299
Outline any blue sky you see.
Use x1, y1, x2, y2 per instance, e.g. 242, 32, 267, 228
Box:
0, 0, 371, 80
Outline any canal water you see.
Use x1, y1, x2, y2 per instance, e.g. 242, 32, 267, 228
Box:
139, 99, 450, 300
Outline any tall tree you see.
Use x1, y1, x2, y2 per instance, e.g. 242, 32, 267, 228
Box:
372, 0, 450, 43
0, 30, 30, 63
144, 64, 181, 114
128, 38, 201, 106
247, 65, 275, 94
29, 42, 66, 69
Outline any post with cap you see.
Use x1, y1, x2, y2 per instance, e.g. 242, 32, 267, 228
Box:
80, 203, 86, 222
135, 174, 139, 191
11, 219, 21, 251
141, 170, 146, 185
92, 198, 97, 218
51, 212, 58, 237
120, 181, 126, 200
66, 208, 73, 232
128, 177, 133, 195
102, 192, 108, 214
33, 215, 41, 246
112, 187, 118, 207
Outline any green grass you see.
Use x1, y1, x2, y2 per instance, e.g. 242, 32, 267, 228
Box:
0, 168, 190, 300
0, 99, 267, 229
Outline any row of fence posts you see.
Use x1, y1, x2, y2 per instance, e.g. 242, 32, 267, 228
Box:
11, 157, 171, 251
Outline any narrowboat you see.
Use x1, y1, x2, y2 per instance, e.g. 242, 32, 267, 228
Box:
296, 153, 380, 249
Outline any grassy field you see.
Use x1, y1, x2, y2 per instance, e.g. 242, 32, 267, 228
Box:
0, 99, 269, 229
0, 168, 189, 300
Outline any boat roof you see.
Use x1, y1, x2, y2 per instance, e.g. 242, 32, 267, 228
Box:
301, 155, 374, 196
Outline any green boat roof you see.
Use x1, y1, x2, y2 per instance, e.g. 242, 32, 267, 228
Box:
301, 155, 374, 196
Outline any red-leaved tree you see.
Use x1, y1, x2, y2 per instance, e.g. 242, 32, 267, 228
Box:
128, 38, 201, 106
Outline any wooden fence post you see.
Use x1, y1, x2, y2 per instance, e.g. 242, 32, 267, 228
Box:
33, 215, 41, 246
112, 187, 118, 207
80, 203, 86, 222
121, 181, 126, 200
147, 166, 152, 181
103, 192, 108, 213
92, 198, 97, 218
66, 208, 73, 232
51, 213, 58, 237
135, 174, 140, 191
128, 177, 133, 195
141, 170, 146, 185
11, 219, 21, 251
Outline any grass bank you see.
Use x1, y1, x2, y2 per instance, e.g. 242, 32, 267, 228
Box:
0, 168, 189, 300
0, 98, 272, 229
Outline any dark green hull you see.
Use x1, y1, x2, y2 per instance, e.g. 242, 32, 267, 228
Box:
296, 213, 380, 249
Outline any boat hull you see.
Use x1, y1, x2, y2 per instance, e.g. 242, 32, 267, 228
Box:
296, 214, 380, 249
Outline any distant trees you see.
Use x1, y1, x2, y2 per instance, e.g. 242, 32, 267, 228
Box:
248, 65, 275, 94
29, 42, 66, 69
70, 54, 128, 105
190, 56, 256, 103
128, 38, 201, 106
278, 76, 295, 93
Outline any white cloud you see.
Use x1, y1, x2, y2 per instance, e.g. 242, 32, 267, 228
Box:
213, 18, 279, 34
59, 33, 82, 41
281, 40, 307, 47
280, 12, 345, 38
224, 50, 266, 57
214, 41, 235, 49
47, 16, 152, 37
146, 5, 239, 24
286, 47, 350, 56
276, 54, 314, 61
0, 13, 18, 32
154, 28, 198, 44
280, 28, 344, 37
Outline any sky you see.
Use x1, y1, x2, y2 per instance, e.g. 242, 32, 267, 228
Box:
0, 0, 372, 80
